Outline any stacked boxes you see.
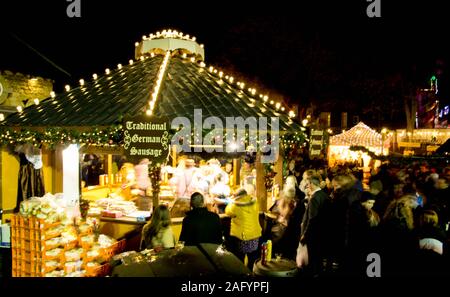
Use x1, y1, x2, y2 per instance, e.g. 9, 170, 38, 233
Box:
10, 214, 60, 277
11, 214, 126, 277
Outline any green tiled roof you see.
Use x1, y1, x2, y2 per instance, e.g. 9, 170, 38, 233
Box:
3, 53, 300, 131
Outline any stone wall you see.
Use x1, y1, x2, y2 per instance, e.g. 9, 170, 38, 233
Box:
0, 70, 53, 108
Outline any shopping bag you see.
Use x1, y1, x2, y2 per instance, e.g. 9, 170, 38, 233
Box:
296, 242, 309, 268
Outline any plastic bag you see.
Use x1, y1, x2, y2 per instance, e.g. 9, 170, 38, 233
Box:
296, 242, 309, 268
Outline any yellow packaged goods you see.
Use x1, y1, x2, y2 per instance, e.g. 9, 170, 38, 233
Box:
19, 194, 67, 223
97, 234, 116, 248
64, 261, 83, 274
65, 270, 86, 277
42, 260, 60, 273
44, 248, 63, 260
64, 248, 84, 262
44, 238, 62, 250
78, 224, 93, 235
85, 246, 102, 262
45, 270, 65, 277
79, 234, 96, 248
85, 262, 102, 277
44, 225, 65, 239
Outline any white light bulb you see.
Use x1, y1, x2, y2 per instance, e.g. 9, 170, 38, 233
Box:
34, 98, 40, 105
219, 71, 223, 78
146, 109, 152, 116
17, 106, 23, 113
209, 66, 213, 72
135, 42, 139, 47
117, 64, 122, 70
190, 57, 195, 62
105, 68, 110, 75
0, 113, 4, 121
92, 73, 98, 80
200, 44, 204, 48
140, 56, 145, 61
50, 91, 56, 98
65, 85, 71, 91
79, 79, 85, 86
129, 59, 134, 65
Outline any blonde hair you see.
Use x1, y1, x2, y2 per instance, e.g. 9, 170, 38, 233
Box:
419, 210, 439, 227
383, 199, 414, 230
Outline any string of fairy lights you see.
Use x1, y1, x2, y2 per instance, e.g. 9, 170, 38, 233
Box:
0, 29, 304, 150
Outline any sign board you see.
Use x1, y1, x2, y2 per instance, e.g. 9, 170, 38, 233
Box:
398, 142, 421, 148
310, 149, 322, 156
123, 116, 170, 165
311, 130, 324, 136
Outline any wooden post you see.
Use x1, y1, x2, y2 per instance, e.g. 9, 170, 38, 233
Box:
233, 158, 240, 188
274, 148, 284, 193
172, 145, 177, 168
255, 153, 267, 212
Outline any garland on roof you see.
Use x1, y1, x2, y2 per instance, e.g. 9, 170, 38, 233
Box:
0, 125, 306, 153
0, 125, 124, 149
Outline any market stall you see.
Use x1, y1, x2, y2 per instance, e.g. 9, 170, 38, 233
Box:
328, 122, 390, 168
1, 30, 303, 276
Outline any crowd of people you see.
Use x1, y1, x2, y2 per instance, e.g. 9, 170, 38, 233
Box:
139, 154, 450, 277
269, 159, 450, 276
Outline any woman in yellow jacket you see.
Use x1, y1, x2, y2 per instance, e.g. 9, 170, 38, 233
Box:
225, 188, 262, 269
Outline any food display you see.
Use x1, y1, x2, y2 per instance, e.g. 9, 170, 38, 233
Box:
19, 193, 68, 223
11, 195, 126, 277
88, 197, 138, 218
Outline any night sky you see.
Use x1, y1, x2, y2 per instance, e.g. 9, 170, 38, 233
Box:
1, 0, 449, 129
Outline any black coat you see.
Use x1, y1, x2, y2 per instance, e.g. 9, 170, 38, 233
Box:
301, 190, 329, 247
179, 208, 223, 246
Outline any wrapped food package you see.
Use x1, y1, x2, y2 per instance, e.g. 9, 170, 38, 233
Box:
44, 237, 62, 250
79, 234, 96, 248
45, 270, 65, 277
97, 234, 116, 248
64, 261, 84, 274
42, 260, 60, 273
64, 248, 84, 262
43, 225, 65, 239
45, 248, 63, 260
65, 270, 86, 277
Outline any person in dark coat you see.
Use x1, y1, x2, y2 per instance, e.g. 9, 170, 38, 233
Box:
328, 174, 362, 273
347, 191, 380, 276
298, 173, 330, 276
179, 192, 223, 246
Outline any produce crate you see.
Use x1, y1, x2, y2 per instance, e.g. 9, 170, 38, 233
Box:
85, 262, 111, 277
